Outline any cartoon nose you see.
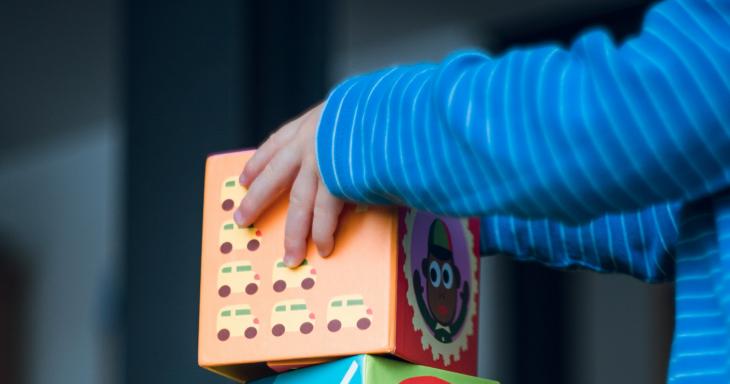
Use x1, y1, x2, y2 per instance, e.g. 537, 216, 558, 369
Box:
309, 312, 316, 320
310, 268, 317, 275
366, 308, 373, 315
254, 273, 260, 280
253, 318, 259, 324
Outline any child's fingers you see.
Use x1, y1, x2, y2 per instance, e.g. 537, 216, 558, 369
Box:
240, 121, 300, 187
311, 181, 344, 257
235, 150, 299, 227
283, 160, 318, 268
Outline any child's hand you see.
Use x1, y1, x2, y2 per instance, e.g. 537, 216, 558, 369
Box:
234, 103, 345, 268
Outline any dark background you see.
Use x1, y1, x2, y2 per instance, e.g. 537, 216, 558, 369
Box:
0, 0, 672, 383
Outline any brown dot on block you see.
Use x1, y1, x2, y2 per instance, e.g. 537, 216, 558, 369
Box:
218, 285, 231, 297
245, 283, 258, 295
244, 327, 257, 339
220, 242, 232, 254
357, 318, 371, 330
300, 322, 313, 334
327, 320, 341, 333
221, 199, 234, 211
217, 329, 230, 341
272, 324, 285, 337
273, 280, 286, 293
247, 239, 260, 251
301, 278, 315, 290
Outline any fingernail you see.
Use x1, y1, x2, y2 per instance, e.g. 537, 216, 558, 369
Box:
316, 245, 328, 258
233, 210, 245, 226
239, 173, 249, 186
284, 254, 299, 268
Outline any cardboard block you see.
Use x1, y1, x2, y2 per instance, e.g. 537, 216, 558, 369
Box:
199, 150, 480, 382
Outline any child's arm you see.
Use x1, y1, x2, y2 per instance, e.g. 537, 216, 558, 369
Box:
237, 0, 728, 267
481, 201, 679, 282
315, 0, 730, 224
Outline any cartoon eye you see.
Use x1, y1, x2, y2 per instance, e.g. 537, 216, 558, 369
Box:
442, 263, 453, 289
428, 260, 441, 287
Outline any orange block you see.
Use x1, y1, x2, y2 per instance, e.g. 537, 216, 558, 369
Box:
198, 150, 480, 382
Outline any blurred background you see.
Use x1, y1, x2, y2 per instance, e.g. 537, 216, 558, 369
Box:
0, 0, 673, 383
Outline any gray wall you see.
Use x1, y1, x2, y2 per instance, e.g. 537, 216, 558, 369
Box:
0, 0, 121, 383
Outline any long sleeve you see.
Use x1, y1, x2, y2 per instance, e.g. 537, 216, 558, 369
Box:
315, 0, 730, 224
481, 201, 679, 282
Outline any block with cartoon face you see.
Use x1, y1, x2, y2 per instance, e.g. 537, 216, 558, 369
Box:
198, 150, 480, 382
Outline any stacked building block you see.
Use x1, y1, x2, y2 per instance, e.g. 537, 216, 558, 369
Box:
251, 354, 497, 383
198, 150, 493, 383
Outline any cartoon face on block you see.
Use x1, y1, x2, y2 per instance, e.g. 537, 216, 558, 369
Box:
219, 220, 262, 254
326, 295, 372, 332
216, 304, 259, 342
406, 211, 476, 362
271, 259, 316, 292
270, 299, 315, 337
217, 261, 260, 297
422, 219, 462, 326
220, 176, 247, 211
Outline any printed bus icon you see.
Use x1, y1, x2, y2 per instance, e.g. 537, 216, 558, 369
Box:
219, 220, 262, 254
270, 299, 315, 336
220, 176, 246, 211
217, 304, 259, 341
326, 295, 372, 332
217, 260, 260, 297
272, 259, 316, 292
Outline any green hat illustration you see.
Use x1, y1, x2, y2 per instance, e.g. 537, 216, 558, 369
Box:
428, 219, 453, 260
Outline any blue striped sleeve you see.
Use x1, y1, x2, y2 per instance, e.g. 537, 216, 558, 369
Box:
481, 201, 679, 282
315, 0, 730, 224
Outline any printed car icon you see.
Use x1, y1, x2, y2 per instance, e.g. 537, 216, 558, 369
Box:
219, 220, 262, 254
326, 294, 373, 332
217, 260, 260, 297
271, 258, 316, 292
220, 176, 246, 211
216, 304, 259, 341
270, 299, 315, 336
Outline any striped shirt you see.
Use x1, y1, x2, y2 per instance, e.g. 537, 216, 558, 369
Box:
315, 0, 730, 382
